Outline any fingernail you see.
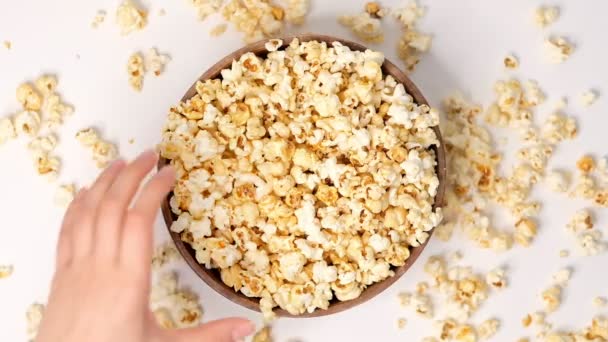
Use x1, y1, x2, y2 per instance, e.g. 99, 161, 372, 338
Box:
231, 322, 256, 341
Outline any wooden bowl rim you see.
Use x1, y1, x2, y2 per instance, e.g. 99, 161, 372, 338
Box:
158, 33, 447, 318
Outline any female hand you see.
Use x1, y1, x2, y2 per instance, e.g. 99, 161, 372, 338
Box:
36, 150, 255, 342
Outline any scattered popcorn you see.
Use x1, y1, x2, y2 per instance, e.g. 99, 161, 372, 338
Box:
150, 272, 203, 329
189, 0, 223, 20
160, 39, 442, 317
594, 297, 607, 308
559, 250, 569, 258
544, 36, 574, 64
116, 0, 147, 35
486, 267, 507, 289
545, 170, 570, 193
16, 83, 42, 111
504, 55, 519, 69
127, 52, 145, 91
478, 318, 499, 340
285, 0, 310, 25
515, 218, 537, 247
552, 268, 571, 286
0, 116, 16, 145
338, 12, 384, 43
54, 184, 76, 207
566, 209, 593, 233
541, 285, 562, 312
152, 241, 180, 270
144, 48, 171, 77
577, 230, 606, 256
34, 153, 60, 181
91, 10, 106, 28
3, 40, 11, 50
34, 75, 57, 96
210, 23, 228, 37
252, 326, 273, 342
26, 303, 45, 341
222, 0, 285, 42
393, 3, 432, 73
580, 89, 598, 107
397, 317, 407, 329
75, 127, 119, 168
534, 6, 559, 28
577, 155, 595, 174
0, 264, 13, 279
365, 2, 385, 18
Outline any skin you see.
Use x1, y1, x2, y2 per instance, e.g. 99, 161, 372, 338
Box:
36, 150, 255, 342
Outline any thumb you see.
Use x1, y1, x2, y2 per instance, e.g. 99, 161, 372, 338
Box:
172, 318, 256, 342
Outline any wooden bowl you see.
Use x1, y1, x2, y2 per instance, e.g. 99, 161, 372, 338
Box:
158, 34, 447, 318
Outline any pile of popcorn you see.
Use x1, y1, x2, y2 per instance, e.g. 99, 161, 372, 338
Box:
159, 38, 443, 319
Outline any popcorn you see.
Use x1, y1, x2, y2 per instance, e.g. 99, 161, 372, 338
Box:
76, 127, 119, 168
566, 209, 593, 233
504, 55, 519, 69
160, 39, 441, 316
116, 0, 147, 35
559, 249, 569, 258
365, 2, 385, 18
593, 297, 607, 308
16, 83, 42, 111
577, 155, 595, 174
485, 267, 507, 289
26, 303, 45, 341
338, 12, 384, 43
14, 110, 41, 137
285, 0, 309, 25
152, 241, 180, 270
189, 0, 223, 20
150, 272, 203, 328
127, 52, 145, 91
252, 326, 273, 342
552, 268, 571, 286
544, 36, 574, 64
541, 285, 562, 312
54, 184, 76, 207
478, 318, 499, 340
34, 75, 57, 96
577, 230, 606, 256
397, 317, 407, 329
0, 116, 16, 145
222, 0, 285, 43
545, 170, 570, 193
91, 10, 106, 28
515, 218, 537, 247
0, 264, 13, 279
44, 93, 74, 128
579, 89, 598, 107
534, 6, 559, 28
35, 153, 60, 181
145, 48, 171, 77
210, 23, 228, 37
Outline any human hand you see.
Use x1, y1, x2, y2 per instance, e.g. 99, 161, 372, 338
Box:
36, 150, 255, 342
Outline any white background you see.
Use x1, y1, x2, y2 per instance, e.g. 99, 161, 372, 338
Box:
1, 0, 607, 341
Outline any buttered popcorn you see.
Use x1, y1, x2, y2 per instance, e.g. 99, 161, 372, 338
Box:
150, 272, 203, 329
160, 39, 442, 317
76, 127, 119, 168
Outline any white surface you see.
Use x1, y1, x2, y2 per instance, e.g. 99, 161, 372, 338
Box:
0, 0, 607, 341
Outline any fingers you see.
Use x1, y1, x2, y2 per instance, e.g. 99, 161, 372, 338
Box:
171, 318, 255, 342
95, 150, 158, 259
55, 188, 88, 268
71, 160, 126, 258
120, 166, 175, 270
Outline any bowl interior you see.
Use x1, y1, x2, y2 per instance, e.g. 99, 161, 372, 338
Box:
158, 34, 446, 318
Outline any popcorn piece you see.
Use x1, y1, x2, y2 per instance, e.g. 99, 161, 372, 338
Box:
26, 303, 45, 341
285, 0, 309, 25
338, 12, 384, 43
34, 153, 60, 181
577, 230, 606, 256
127, 52, 145, 91
594, 297, 607, 308
0, 264, 13, 279
252, 326, 273, 342
544, 36, 574, 63
559, 250, 569, 258
504, 55, 519, 69
210, 23, 228, 37
150, 272, 203, 328
34, 75, 57, 96
365, 2, 384, 18
515, 218, 537, 247
397, 317, 407, 329
152, 242, 180, 270
0, 116, 16, 145
478, 318, 499, 340
577, 155, 595, 174
190, 0, 223, 21
486, 268, 507, 289
566, 209, 593, 233
76, 127, 119, 168
28, 134, 59, 156
144, 48, 171, 77
222, 0, 284, 42
3, 40, 11, 50
534, 6, 559, 28
552, 268, 571, 286
541, 285, 561, 312
116, 0, 147, 35
16, 83, 42, 111
545, 170, 570, 193
44, 93, 74, 128
54, 184, 76, 207
580, 89, 598, 107
91, 10, 107, 28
